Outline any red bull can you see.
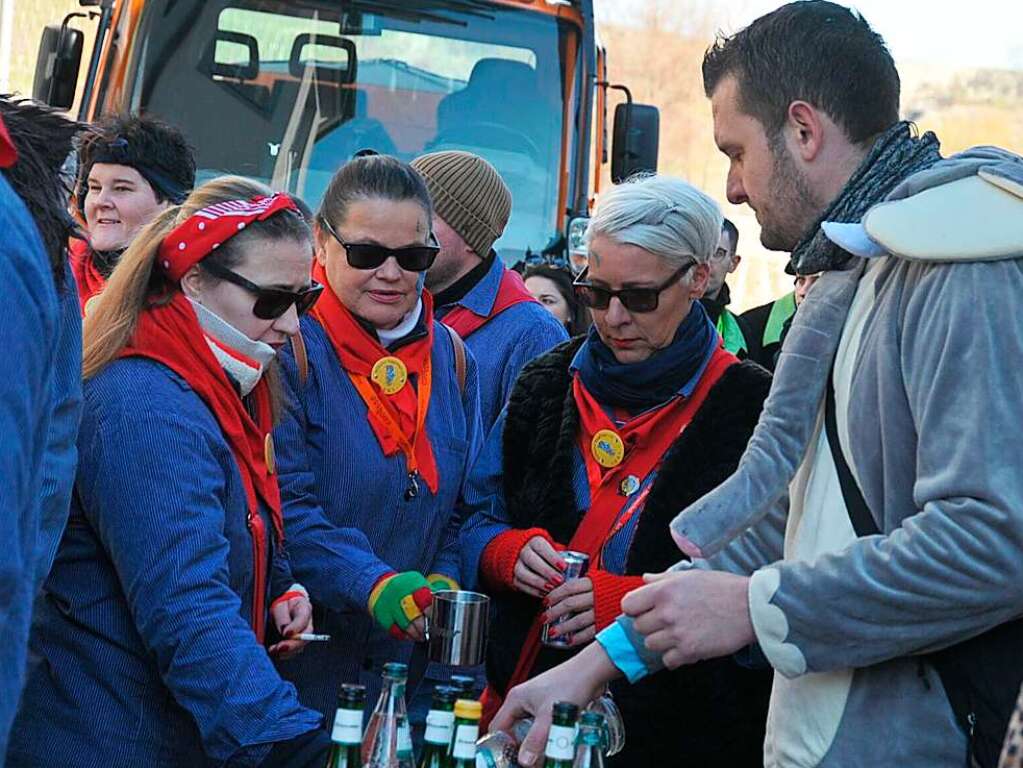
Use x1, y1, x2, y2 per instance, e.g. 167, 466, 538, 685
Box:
542, 551, 590, 648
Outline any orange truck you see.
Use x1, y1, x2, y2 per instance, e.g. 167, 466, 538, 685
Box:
33, 0, 658, 269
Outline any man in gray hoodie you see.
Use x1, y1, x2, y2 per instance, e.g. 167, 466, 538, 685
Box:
491, 3, 1023, 767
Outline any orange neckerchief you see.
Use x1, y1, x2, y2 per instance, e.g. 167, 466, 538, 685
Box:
310, 261, 439, 496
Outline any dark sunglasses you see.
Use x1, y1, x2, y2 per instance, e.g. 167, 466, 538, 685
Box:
201, 260, 323, 320
573, 261, 696, 313
320, 216, 440, 272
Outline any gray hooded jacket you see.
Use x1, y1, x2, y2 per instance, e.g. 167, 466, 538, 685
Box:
607, 148, 1023, 767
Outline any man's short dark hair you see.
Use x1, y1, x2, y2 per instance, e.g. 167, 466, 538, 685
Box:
721, 218, 739, 253
702, 1, 900, 145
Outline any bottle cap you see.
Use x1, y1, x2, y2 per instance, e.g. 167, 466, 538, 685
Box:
454, 699, 483, 719
432, 686, 458, 705
579, 711, 604, 727
383, 662, 408, 678
450, 674, 476, 694
338, 683, 366, 706
552, 701, 580, 722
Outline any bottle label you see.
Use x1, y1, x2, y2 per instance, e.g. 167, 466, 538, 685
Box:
424, 710, 456, 745
545, 724, 576, 760
397, 721, 414, 757
330, 708, 363, 745
451, 723, 479, 759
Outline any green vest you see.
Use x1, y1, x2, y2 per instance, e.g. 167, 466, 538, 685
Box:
716, 310, 748, 356
762, 292, 797, 348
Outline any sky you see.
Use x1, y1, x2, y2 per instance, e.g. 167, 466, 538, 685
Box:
599, 0, 1023, 71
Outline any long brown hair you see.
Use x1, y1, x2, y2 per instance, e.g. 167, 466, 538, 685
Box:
82, 176, 312, 418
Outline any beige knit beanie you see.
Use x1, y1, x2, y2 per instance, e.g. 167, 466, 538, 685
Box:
411, 150, 512, 259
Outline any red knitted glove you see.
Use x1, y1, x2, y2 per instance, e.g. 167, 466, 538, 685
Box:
589, 569, 646, 632
480, 527, 557, 592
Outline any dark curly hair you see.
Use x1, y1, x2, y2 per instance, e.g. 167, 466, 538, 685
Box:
75, 113, 196, 218
0, 96, 83, 285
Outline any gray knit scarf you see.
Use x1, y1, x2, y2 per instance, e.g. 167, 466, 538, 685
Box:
670, 121, 942, 559
791, 121, 941, 274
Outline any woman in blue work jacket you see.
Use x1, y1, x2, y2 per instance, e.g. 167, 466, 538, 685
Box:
273, 155, 483, 726
7, 177, 333, 768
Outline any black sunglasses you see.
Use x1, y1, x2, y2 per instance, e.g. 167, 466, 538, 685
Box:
320, 216, 440, 272
573, 261, 697, 313
201, 260, 323, 320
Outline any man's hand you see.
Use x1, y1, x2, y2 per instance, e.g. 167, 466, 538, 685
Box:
513, 536, 567, 597
491, 643, 621, 767
622, 570, 754, 669
543, 576, 595, 647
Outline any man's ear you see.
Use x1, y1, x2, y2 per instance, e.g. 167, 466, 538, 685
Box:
180, 264, 204, 301
729, 253, 742, 274
787, 100, 825, 163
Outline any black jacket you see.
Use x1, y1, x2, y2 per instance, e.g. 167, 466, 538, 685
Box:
492, 337, 774, 766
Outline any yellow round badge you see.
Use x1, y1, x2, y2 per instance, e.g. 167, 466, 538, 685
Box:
591, 429, 625, 469
264, 434, 276, 475
371, 356, 408, 395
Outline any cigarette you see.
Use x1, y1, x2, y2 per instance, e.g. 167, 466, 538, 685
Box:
295, 633, 331, 642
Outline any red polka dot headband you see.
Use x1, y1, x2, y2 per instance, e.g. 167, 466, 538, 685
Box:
158, 193, 300, 281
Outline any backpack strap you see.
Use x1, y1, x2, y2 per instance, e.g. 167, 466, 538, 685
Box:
824, 364, 879, 537
290, 331, 309, 388
444, 323, 467, 395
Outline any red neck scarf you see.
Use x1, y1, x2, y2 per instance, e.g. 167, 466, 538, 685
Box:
441, 265, 536, 338
310, 260, 439, 496
119, 293, 283, 642
70, 238, 106, 316
507, 345, 738, 692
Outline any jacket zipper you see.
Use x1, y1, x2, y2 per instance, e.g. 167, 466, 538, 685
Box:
247, 510, 268, 643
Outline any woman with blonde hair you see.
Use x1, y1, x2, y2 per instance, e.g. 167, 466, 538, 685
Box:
7, 176, 332, 768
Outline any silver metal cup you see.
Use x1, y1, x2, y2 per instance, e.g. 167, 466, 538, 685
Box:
427, 590, 490, 666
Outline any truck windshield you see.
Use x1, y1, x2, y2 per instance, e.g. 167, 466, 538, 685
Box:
128, 0, 579, 263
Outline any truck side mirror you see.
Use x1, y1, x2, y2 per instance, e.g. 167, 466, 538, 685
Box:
33, 21, 85, 109
611, 102, 659, 183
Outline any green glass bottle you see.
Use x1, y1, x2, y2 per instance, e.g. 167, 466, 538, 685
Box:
448, 699, 482, 768
543, 702, 579, 768
571, 711, 605, 768
417, 686, 457, 768
326, 684, 366, 768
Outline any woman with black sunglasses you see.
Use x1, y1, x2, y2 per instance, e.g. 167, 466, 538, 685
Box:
458, 174, 773, 764
8, 176, 336, 768
270, 155, 484, 737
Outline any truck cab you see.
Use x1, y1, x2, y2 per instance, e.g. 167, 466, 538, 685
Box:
35, 0, 658, 268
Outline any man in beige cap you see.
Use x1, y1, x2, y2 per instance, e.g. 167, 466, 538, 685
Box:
412, 150, 567, 432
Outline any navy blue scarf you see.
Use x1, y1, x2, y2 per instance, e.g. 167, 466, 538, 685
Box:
575, 300, 717, 411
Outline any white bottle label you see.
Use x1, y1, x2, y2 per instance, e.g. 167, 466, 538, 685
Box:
452, 723, 480, 759
424, 710, 456, 745
397, 721, 414, 756
545, 724, 576, 760
330, 708, 363, 745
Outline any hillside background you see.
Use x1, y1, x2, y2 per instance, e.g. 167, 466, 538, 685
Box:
7, 0, 1022, 310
